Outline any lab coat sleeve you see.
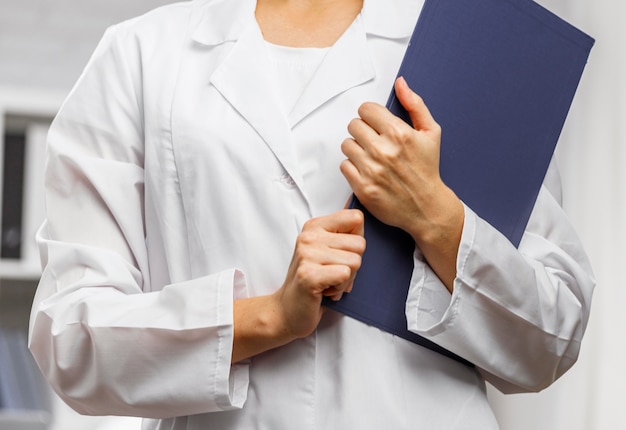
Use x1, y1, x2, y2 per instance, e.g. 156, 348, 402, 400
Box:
28, 22, 249, 418
405, 175, 595, 393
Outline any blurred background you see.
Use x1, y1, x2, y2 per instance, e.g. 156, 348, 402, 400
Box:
0, 0, 623, 429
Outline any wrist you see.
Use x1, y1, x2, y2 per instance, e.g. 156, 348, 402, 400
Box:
232, 294, 296, 363
408, 183, 464, 246
406, 183, 464, 291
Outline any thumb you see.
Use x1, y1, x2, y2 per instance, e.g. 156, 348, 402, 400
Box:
394, 76, 439, 133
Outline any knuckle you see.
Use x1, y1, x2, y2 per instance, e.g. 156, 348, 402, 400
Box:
358, 186, 384, 211
358, 102, 376, 117
351, 208, 365, 225
337, 265, 352, 283
346, 254, 362, 272
339, 159, 352, 174
360, 182, 378, 200
355, 236, 366, 254
388, 123, 411, 146
340, 138, 353, 155
302, 217, 316, 229
301, 217, 322, 234
296, 244, 315, 262
296, 231, 311, 247
295, 263, 314, 285
368, 162, 387, 179
347, 117, 360, 132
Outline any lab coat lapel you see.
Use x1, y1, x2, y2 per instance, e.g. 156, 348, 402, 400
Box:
187, 0, 421, 204
286, 0, 423, 128
208, 25, 308, 197
288, 15, 376, 127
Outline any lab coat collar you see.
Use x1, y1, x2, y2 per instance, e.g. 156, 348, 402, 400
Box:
203, 14, 375, 202
361, 0, 424, 39
191, 0, 256, 46
189, 0, 422, 210
190, 0, 421, 47
288, 15, 374, 127
207, 23, 310, 201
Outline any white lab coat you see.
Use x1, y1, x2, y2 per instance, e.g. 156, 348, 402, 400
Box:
28, 0, 595, 429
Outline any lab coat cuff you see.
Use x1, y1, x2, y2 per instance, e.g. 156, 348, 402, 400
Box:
214, 268, 250, 410
405, 204, 476, 335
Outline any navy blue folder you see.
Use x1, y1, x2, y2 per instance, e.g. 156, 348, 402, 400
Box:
324, 0, 594, 364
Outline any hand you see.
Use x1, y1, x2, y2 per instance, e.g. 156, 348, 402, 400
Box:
340, 76, 451, 237
340, 77, 463, 290
232, 209, 364, 363
273, 209, 365, 339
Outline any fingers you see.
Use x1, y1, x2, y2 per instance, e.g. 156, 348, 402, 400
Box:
298, 211, 365, 272
304, 207, 364, 236
346, 77, 439, 140
294, 210, 366, 298
394, 76, 440, 134
295, 261, 355, 298
276, 209, 366, 339
295, 236, 364, 273
346, 114, 381, 151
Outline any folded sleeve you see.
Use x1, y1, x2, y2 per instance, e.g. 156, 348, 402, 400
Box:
405, 178, 595, 393
28, 22, 249, 418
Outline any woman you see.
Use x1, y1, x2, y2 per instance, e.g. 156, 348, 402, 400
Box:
29, 0, 595, 428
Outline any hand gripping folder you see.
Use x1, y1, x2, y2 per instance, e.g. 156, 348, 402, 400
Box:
323, 0, 594, 365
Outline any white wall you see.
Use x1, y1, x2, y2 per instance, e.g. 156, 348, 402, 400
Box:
0, 0, 176, 92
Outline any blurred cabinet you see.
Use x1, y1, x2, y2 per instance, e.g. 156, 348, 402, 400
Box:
0, 87, 63, 429
0, 88, 61, 280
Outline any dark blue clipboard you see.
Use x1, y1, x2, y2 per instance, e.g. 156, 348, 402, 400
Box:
324, 0, 594, 365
